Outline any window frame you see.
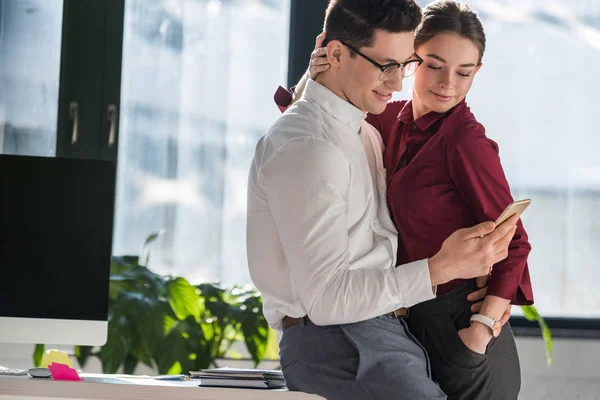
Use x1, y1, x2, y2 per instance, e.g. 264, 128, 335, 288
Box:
55, 0, 124, 163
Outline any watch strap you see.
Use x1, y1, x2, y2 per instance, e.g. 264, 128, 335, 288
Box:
470, 313, 496, 329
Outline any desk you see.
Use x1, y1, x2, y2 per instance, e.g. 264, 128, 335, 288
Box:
0, 376, 322, 400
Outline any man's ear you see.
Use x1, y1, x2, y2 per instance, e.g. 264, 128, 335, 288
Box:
325, 40, 345, 68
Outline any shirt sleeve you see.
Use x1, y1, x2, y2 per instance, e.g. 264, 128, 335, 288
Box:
447, 120, 534, 305
259, 137, 435, 325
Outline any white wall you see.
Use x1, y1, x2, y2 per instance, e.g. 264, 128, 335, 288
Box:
1, 338, 599, 399
518, 338, 600, 400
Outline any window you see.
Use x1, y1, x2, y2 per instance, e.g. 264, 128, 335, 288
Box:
112, 0, 291, 287
0, 0, 63, 157
439, 0, 600, 319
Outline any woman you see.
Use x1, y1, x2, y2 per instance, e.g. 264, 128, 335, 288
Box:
296, 1, 534, 399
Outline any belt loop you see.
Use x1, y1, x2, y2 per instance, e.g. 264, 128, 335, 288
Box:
299, 316, 307, 326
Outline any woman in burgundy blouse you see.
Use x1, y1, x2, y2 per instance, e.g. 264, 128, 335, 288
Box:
297, 1, 534, 399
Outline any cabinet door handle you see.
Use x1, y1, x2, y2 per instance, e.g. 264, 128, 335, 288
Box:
107, 104, 117, 147
69, 102, 79, 144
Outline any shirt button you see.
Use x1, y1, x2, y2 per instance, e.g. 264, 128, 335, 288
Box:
411, 124, 417, 130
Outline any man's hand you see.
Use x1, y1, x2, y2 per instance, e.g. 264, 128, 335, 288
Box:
458, 323, 493, 355
466, 275, 489, 306
428, 214, 519, 286
467, 275, 512, 326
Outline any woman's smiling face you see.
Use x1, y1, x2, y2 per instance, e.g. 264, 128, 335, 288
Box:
412, 33, 482, 119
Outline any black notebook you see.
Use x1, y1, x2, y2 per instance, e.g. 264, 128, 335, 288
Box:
190, 368, 286, 389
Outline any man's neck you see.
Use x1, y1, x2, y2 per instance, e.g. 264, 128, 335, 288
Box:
316, 74, 351, 105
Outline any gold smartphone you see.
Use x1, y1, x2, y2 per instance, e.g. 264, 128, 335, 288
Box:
495, 199, 531, 227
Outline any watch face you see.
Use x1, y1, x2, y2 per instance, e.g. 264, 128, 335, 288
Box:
492, 322, 502, 337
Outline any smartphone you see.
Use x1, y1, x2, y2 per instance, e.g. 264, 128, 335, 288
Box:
494, 199, 531, 227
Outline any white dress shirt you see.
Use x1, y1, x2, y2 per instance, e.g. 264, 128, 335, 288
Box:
247, 80, 435, 330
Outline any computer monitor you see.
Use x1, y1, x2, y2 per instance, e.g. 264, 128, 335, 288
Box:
0, 155, 115, 345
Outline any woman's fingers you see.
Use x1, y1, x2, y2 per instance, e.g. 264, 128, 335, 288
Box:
311, 47, 327, 61
470, 301, 482, 313
309, 47, 330, 79
500, 305, 512, 326
315, 31, 327, 49
310, 66, 329, 78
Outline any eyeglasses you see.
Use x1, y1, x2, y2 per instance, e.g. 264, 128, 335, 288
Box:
340, 41, 423, 81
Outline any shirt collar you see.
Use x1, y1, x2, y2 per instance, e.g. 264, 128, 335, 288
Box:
303, 79, 367, 131
397, 98, 467, 132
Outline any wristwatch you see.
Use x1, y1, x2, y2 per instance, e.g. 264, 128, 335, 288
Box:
470, 314, 502, 337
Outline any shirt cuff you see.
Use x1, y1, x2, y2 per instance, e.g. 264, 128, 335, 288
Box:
488, 278, 534, 306
395, 259, 436, 307
274, 86, 295, 113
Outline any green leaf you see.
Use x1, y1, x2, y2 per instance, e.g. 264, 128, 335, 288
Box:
197, 283, 226, 301
540, 318, 553, 366
138, 301, 172, 356
521, 305, 539, 321
99, 337, 130, 374
109, 256, 140, 275
264, 328, 280, 360
180, 317, 211, 371
130, 340, 154, 369
205, 300, 237, 323
520, 305, 553, 366
74, 346, 94, 369
164, 314, 178, 335
111, 267, 165, 299
33, 344, 45, 367
98, 320, 133, 374
240, 296, 269, 366
123, 353, 139, 375
154, 321, 190, 374
167, 278, 203, 321
242, 316, 269, 366
167, 361, 183, 375
140, 230, 166, 267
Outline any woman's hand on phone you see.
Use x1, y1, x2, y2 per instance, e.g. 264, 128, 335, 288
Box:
309, 32, 330, 79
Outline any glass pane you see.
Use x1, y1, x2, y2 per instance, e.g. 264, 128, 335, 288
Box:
0, 0, 63, 156
398, 0, 600, 319
113, 0, 290, 287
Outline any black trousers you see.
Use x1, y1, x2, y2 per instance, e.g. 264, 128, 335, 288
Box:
408, 280, 521, 400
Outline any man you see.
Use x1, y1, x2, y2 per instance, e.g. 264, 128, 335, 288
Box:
247, 1, 518, 398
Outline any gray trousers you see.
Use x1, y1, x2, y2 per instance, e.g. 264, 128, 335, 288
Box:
408, 280, 521, 400
279, 314, 447, 400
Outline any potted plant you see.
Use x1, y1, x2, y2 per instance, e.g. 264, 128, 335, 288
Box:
34, 254, 277, 374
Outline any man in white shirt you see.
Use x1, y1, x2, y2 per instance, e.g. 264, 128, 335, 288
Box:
247, 1, 518, 398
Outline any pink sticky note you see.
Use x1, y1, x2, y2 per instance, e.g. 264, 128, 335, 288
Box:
48, 362, 82, 381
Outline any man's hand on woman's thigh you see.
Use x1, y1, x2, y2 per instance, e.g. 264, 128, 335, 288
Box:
467, 275, 512, 326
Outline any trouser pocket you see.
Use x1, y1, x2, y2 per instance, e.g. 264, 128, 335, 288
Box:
417, 313, 493, 400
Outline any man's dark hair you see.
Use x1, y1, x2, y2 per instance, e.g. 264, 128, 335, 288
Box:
323, 0, 422, 52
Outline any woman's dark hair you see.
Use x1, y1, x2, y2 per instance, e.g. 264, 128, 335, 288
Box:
414, 0, 486, 64
323, 0, 422, 53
